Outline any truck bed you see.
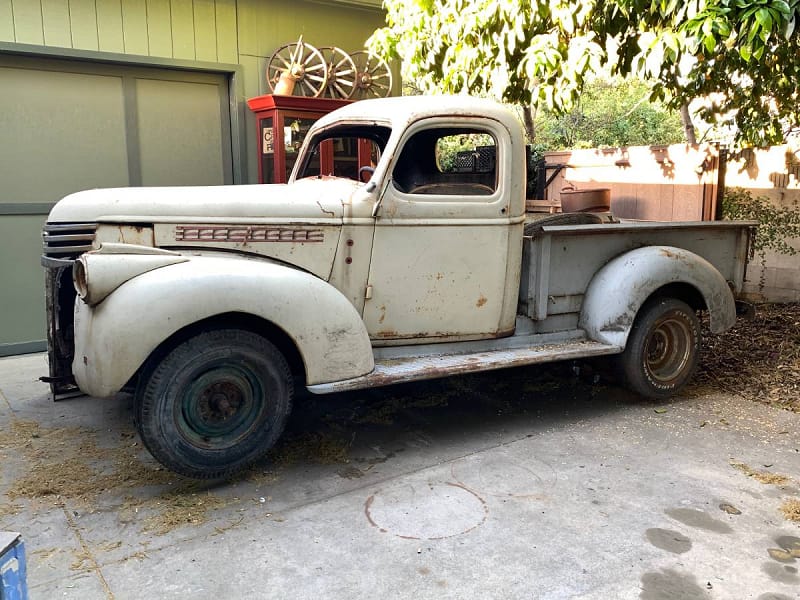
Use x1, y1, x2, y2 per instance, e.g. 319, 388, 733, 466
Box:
520, 220, 753, 322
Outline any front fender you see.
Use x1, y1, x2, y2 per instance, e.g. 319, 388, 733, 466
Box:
72, 256, 374, 397
579, 246, 736, 349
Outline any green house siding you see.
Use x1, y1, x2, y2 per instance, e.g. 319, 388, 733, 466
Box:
0, 0, 388, 355
0, 0, 383, 70
0, 0, 387, 183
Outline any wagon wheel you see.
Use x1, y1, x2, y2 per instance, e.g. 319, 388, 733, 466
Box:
318, 47, 358, 99
349, 51, 393, 99
266, 37, 328, 97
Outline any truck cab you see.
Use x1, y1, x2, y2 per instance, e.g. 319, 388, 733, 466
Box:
298, 97, 525, 343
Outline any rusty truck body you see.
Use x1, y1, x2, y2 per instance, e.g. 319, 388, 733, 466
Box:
41, 96, 754, 478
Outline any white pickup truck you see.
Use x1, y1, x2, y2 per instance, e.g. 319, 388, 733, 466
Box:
41, 96, 754, 478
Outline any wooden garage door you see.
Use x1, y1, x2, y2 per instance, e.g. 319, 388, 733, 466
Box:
0, 53, 233, 355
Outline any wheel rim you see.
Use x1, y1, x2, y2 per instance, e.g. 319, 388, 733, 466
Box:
349, 51, 393, 99
266, 40, 328, 97
177, 361, 269, 450
318, 47, 358, 99
644, 313, 693, 383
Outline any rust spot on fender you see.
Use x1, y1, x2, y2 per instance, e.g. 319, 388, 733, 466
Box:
476, 295, 488, 308
660, 248, 679, 259
603, 310, 634, 333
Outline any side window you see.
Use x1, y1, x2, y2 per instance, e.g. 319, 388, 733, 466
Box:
392, 128, 497, 196
331, 138, 381, 181
294, 125, 390, 182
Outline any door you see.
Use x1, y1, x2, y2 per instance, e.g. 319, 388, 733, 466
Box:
363, 119, 516, 342
0, 53, 233, 356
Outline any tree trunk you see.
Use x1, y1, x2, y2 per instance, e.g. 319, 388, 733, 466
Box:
522, 105, 536, 143
680, 104, 697, 144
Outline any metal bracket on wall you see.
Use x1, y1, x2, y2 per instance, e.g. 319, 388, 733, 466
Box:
535, 162, 572, 200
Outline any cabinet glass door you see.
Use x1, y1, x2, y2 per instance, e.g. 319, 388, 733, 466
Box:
260, 117, 275, 183
283, 117, 318, 182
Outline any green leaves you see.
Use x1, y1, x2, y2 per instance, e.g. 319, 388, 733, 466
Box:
535, 77, 684, 148
369, 0, 800, 147
723, 187, 800, 257
739, 44, 752, 60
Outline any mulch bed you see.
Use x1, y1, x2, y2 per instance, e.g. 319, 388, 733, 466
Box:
691, 302, 800, 411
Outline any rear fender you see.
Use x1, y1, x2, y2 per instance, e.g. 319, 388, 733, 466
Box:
579, 246, 736, 349
72, 256, 374, 397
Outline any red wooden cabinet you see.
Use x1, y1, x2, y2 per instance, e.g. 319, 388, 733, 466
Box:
247, 95, 374, 184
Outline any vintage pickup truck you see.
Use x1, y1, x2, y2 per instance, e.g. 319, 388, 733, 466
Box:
41, 96, 753, 478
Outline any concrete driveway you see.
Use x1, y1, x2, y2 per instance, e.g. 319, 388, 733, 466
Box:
1, 352, 799, 600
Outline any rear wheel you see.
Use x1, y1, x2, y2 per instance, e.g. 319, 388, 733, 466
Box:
135, 329, 293, 479
619, 298, 700, 399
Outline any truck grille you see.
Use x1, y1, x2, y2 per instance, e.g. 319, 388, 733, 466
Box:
42, 222, 97, 258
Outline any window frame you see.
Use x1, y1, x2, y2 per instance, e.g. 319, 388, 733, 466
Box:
388, 119, 505, 204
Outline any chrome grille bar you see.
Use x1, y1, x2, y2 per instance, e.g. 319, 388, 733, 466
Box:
42, 222, 97, 258
43, 233, 96, 243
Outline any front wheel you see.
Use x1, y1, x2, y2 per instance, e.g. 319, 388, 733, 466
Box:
135, 329, 293, 479
618, 298, 701, 399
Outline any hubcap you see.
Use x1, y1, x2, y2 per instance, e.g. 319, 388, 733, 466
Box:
178, 364, 267, 449
644, 314, 693, 383
200, 382, 244, 423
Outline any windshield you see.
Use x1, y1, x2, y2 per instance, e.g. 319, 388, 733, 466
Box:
293, 123, 392, 183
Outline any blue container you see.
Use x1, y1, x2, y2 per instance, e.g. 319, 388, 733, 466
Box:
0, 532, 28, 600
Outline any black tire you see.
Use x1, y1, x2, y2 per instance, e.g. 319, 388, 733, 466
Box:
618, 298, 700, 399
135, 329, 293, 479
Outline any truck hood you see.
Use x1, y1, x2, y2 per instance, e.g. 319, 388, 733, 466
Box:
47, 178, 359, 224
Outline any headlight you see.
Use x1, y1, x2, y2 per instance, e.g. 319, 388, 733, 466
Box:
72, 246, 187, 306
73, 256, 89, 299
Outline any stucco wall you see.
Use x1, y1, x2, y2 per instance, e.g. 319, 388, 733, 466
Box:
543, 145, 720, 221
725, 146, 800, 303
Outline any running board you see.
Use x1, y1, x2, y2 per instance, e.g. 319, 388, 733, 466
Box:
307, 339, 621, 394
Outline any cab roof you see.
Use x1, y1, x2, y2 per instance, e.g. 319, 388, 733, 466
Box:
313, 95, 520, 133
